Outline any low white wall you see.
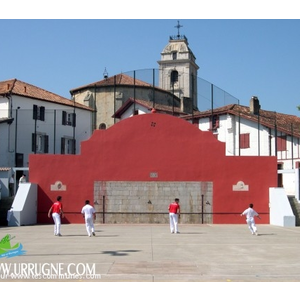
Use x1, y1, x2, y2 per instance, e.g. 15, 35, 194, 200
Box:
269, 187, 295, 227
8, 183, 37, 226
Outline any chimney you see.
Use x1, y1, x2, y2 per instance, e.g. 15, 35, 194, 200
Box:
249, 96, 260, 115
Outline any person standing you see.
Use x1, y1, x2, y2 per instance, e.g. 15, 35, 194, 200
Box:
241, 203, 261, 235
48, 196, 64, 236
19, 174, 26, 184
7, 206, 13, 226
169, 198, 180, 234
9, 175, 14, 197
81, 200, 96, 237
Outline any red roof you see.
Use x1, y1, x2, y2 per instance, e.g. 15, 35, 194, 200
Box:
182, 104, 300, 137
0, 79, 93, 111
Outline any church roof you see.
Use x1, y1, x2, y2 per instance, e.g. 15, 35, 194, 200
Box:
0, 78, 93, 111
182, 103, 300, 137
70, 73, 152, 93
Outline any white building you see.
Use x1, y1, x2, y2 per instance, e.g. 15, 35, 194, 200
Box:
182, 96, 300, 198
0, 78, 93, 196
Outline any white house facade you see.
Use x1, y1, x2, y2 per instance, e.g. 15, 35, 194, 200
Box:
182, 97, 300, 198
0, 79, 93, 196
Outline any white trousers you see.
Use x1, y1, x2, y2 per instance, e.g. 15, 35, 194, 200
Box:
52, 213, 61, 235
246, 217, 257, 234
169, 213, 179, 233
85, 217, 95, 236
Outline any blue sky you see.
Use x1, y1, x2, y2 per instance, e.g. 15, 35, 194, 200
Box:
1, 17, 300, 116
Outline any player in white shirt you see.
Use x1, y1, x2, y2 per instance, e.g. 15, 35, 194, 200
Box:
81, 200, 96, 237
241, 203, 261, 235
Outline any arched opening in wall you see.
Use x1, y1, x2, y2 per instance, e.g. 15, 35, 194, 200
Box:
171, 70, 178, 87
99, 123, 106, 130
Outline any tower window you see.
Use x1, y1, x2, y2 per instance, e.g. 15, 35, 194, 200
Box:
172, 52, 177, 60
171, 70, 178, 85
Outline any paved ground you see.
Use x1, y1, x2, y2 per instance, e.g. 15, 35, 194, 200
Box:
1, 223, 300, 282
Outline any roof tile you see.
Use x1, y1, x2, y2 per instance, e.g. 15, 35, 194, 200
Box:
183, 104, 300, 137
70, 73, 152, 93
0, 79, 93, 111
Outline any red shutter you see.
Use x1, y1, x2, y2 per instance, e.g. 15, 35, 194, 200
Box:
240, 133, 250, 149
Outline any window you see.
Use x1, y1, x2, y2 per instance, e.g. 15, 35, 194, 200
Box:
99, 123, 106, 130
15, 153, 24, 167
192, 118, 199, 127
209, 115, 219, 130
240, 133, 250, 149
172, 52, 177, 60
61, 137, 76, 154
171, 70, 178, 85
32, 133, 49, 153
62, 111, 76, 127
33, 105, 45, 121
277, 135, 287, 151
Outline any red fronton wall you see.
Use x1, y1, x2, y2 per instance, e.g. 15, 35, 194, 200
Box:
29, 113, 277, 224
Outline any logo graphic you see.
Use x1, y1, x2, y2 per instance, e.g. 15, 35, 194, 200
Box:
0, 234, 26, 259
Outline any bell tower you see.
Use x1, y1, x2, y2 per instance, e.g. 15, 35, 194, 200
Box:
158, 21, 199, 109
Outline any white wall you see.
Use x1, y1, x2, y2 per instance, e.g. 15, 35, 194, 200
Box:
195, 113, 300, 196
269, 187, 295, 227
120, 104, 148, 120
1, 95, 92, 168
8, 183, 37, 226
0, 97, 9, 118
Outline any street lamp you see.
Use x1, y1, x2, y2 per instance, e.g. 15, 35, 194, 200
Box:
14, 106, 20, 166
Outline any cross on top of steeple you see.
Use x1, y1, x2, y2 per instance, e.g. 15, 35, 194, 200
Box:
175, 20, 183, 38
169, 20, 187, 42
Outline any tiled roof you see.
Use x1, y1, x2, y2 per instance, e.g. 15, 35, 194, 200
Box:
70, 73, 156, 93
0, 79, 93, 111
182, 104, 300, 137
113, 98, 187, 118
